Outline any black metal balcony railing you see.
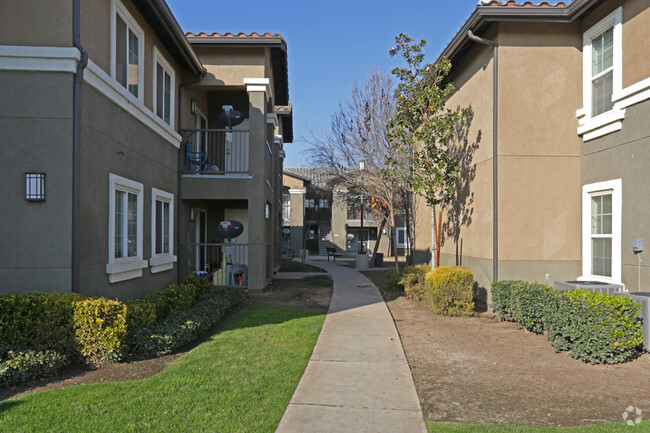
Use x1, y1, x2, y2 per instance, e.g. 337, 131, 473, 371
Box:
183, 129, 249, 175
181, 242, 248, 287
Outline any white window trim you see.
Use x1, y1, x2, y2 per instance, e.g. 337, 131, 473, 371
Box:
579, 179, 622, 285
150, 187, 177, 273
152, 47, 175, 127
577, 7, 623, 141
396, 227, 409, 249
110, 0, 145, 102
107, 174, 147, 283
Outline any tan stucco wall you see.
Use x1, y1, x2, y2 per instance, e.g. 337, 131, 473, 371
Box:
0, 0, 72, 47
622, 0, 650, 88
194, 47, 266, 87
80, 0, 183, 128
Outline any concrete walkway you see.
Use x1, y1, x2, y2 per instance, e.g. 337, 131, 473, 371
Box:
275, 260, 427, 433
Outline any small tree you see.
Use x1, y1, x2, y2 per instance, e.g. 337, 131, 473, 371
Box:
308, 69, 407, 269
385, 34, 472, 267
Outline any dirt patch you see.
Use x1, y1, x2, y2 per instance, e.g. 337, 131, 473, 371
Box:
1, 279, 332, 403
278, 261, 326, 273
378, 285, 650, 427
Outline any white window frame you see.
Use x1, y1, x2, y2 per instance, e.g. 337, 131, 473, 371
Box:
396, 227, 409, 249
107, 174, 147, 283
577, 7, 623, 140
153, 47, 175, 127
579, 179, 622, 284
282, 194, 290, 222
110, 0, 145, 102
150, 187, 176, 273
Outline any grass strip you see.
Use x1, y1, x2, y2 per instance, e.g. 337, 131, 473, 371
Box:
0, 305, 325, 433
429, 421, 650, 432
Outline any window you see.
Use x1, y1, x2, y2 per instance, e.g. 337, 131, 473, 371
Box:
578, 7, 622, 139
305, 198, 315, 208
150, 188, 176, 273
153, 48, 174, 126
581, 179, 622, 284
591, 27, 614, 117
319, 198, 330, 208
107, 174, 146, 283
112, 0, 144, 100
396, 227, 409, 248
282, 194, 290, 221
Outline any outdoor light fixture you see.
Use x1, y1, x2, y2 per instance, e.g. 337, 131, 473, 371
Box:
25, 173, 46, 201
190, 207, 196, 221
265, 203, 270, 219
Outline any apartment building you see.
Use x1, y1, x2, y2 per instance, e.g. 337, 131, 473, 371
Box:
0, 0, 291, 297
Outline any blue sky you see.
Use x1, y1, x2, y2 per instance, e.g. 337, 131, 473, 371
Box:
167, 0, 478, 167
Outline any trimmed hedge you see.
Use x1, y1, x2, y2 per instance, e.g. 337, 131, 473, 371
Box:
73, 299, 127, 362
491, 281, 644, 364
124, 274, 212, 330
0, 292, 85, 356
425, 266, 475, 316
126, 287, 246, 359
0, 274, 217, 364
400, 264, 430, 301
0, 345, 68, 386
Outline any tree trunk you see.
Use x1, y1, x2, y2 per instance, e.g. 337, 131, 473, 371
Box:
391, 205, 399, 271
436, 209, 442, 268
431, 207, 436, 268
301, 224, 309, 264
370, 215, 388, 267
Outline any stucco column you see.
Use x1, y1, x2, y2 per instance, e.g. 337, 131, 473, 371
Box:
245, 78, 269, 290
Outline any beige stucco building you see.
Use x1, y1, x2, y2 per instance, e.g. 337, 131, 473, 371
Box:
0, 0, 291, 297
412, 0, 650, 301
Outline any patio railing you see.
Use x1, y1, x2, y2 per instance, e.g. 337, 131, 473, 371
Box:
180, 242, 248, 287
183, 129, 249, 175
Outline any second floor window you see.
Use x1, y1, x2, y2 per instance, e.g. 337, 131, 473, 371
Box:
282, 194, 290, 221
154, 49, 175, 126
591, 27, 614, 117
113, 1, 144, 99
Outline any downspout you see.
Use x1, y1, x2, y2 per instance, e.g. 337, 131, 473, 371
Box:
72, 0, 88, 292
176, 73, 205, 284
467, 30, 499, 283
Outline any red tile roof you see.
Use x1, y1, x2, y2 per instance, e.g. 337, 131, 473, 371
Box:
185, 32, 283, 38
477, 0, 567, 5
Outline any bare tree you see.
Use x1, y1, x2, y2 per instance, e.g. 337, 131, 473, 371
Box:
307, 69, 408, 270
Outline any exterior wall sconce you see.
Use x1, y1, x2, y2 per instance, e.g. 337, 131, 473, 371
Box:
25, 173, 46, 201
190, 207, 196, 221
265, 203, 270, 219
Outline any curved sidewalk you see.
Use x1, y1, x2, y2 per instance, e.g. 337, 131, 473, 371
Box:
276, 261, 427, 433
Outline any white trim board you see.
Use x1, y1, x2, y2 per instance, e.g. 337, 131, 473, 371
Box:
0, 45, 80, 73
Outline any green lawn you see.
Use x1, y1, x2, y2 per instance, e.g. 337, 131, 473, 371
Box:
429, 421, 650, 432
0, 306, 325, 433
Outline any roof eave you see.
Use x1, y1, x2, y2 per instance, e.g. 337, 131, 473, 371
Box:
440, 0, 601, 61
136, 0, 205, 76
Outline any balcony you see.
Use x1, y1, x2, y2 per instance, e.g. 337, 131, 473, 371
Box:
183, 129, 249, 175
180, 242, 248, 287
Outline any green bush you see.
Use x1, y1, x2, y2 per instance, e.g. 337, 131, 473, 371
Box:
0, 345, 68, 386
400, 265, 430, 301
424, 266, 474, 316
491, 281, 644, 364
386, 268, 404, 290
126, 288, 246, 359
0, 292, 85, 356
73, 298, 127, 362
124, 274, 212, 330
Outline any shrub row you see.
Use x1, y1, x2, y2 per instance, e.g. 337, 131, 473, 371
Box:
0, 275, 217, 364
491, 281, 644, 364
401, 265, 430, 301
426, 266, 475, 316
0, 345, 68, 387
124, 274, 212, 330
126, 287, 246, 359
399, 265, 475, 317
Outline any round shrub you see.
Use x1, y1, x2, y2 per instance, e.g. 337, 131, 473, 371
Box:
424, 266, 475, 316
